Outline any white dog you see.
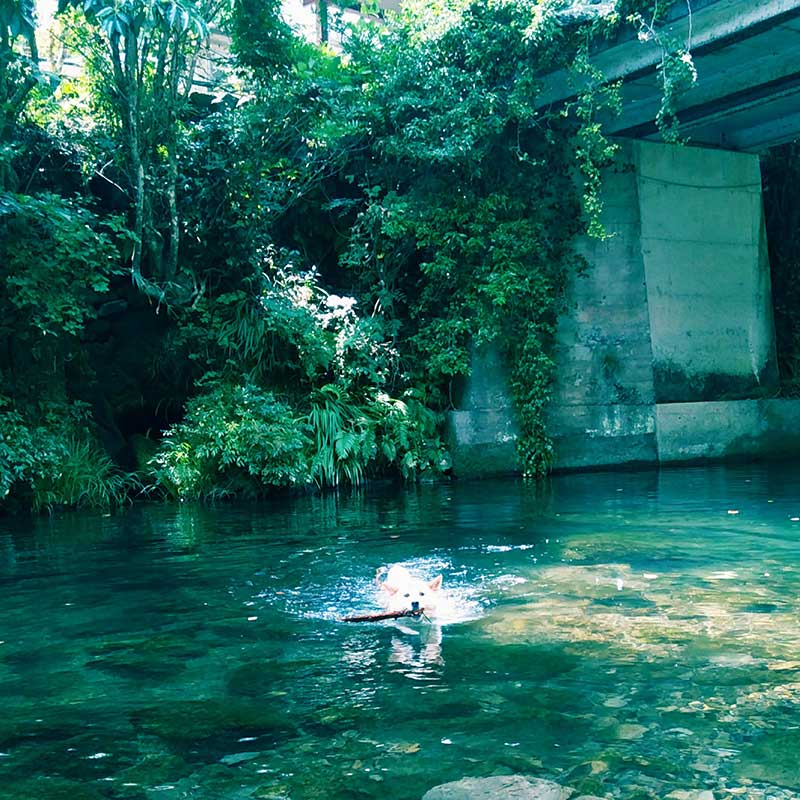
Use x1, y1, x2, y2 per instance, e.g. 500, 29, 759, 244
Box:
376, 565, 443, 616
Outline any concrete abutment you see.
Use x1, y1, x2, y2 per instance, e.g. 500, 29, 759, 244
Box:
446, 140, 796, 476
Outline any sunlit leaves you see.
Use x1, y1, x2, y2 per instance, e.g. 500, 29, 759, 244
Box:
69, 0, 207, 38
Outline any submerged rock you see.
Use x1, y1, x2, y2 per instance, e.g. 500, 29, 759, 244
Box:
130, 700, 296, 750
86, 633, 207, 680
613, 723, 648, 740
421, 775, 573, 800
117, 751, 190, 784
220, 751, 261, 766
734, 730, 800, 787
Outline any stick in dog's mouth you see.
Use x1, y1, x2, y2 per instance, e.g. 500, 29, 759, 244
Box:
340, 608, 426, 623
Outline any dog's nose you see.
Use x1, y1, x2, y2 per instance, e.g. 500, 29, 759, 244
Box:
411, 601, 420, 612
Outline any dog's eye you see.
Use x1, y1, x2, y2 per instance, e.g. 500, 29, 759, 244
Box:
403, 593, 410, 598
420, 592, 425, 596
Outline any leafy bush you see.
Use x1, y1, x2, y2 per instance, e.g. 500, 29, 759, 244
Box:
376, 391, 451, 481
1, 0, 687, 512
0, 400, 135, 512
150, 381, 312, 500
185, 251, 397, 391
151, 380, 450, 498
0, 192, 121, 339
308, 383, 382, 487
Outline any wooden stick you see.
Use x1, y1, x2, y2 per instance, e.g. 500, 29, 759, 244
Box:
341, 608, 425, 623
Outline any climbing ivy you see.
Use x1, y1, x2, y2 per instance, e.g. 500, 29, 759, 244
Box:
326, 0, 686, 477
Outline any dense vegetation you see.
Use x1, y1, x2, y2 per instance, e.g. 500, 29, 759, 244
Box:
1, 0, 683, 511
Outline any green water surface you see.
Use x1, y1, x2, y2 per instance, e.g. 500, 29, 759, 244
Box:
2, 464, 800, 800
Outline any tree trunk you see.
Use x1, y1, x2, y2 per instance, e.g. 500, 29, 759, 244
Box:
164, 147, 179, 280
0, 25, 38, 191
319, 0, 329, 44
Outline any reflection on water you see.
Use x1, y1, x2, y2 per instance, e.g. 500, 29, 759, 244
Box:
388, 623, 444, 684
2, 464, 800, 798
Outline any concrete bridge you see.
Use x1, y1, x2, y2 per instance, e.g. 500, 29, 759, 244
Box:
447, 0, 800, 475
544, 0, 800, 151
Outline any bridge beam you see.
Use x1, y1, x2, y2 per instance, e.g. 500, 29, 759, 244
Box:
538, 0, 800, 152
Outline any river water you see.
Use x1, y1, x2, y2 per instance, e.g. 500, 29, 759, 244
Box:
2, 464, 800, 799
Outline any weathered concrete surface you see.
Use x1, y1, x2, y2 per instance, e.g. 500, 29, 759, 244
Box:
445, 344, 520, 476
635, 141, 778, 402
548, 142, 657, 470
537, 0, 800, 152
657, 399, 800, 463
446, 140, 794, 477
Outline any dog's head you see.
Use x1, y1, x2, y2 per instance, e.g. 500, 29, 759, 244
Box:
381, 573, 442, 614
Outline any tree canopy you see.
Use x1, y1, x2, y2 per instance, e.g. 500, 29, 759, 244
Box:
0, 0, 689, 510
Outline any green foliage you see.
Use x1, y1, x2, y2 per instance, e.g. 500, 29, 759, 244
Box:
150, 381, 311, 499
0, 0, 41, 188
0, 193, 130, 512
179, 250, 397, 392
153, 252, 451, 495
1, 0, 701, 510
229, 0, 296, 74
305, 385, 449, 487
0, 399, 135, 512
571, 51, 622, 239
0, 192, 122, 339
150, 378, 450, 498
58, 0, 225, 286
308, 383, 375, 487
625, 2, 696, 142
377, 391, 450, 481
326, 0, 585, 474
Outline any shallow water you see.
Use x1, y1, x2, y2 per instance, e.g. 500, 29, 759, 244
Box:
2, 464, 800, 799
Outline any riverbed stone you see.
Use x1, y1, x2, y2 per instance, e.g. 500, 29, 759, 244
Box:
421, 775, 573, 800
220, 750, 261, 766
3, 776, 106, 800
117, 751, 189, 784
130, 700, 296, 750
613, 723, 648, 740
87, 633, 207, 680
226, 659, 295, 697
734, 730, 800, 787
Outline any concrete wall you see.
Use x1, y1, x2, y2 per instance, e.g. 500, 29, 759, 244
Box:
635, 141, 778, 402
446, 140, 792, 477
548, 143, 657, 469
657, 399, 800, 463
446, 345, 520, 477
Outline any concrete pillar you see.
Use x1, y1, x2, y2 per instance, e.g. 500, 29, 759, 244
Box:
634, 141, 779, 402
548, 141, 658, 470
446, 139, 787, 476
445, 344, 520, 477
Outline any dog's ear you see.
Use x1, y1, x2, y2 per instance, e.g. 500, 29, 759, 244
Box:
381, 582, 399, 595
428, 575, 442, 592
